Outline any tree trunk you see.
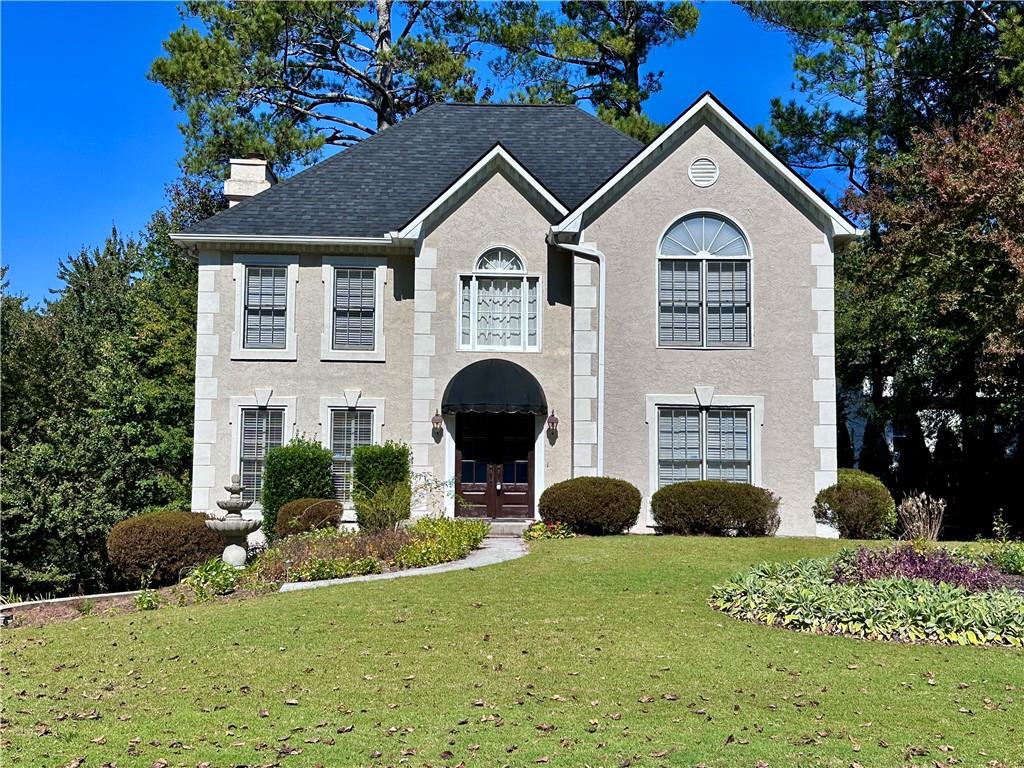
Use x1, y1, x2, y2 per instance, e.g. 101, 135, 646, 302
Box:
374, 0, 396, 130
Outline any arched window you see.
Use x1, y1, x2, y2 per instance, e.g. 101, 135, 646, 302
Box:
459, 248, 539, 351
658, 213, 750, 347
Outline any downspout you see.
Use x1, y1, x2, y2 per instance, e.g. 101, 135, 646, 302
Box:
548, 235, 606, 476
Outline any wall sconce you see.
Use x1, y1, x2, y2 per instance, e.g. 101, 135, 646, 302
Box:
546, 410, 559, 439
431, 409, 444, 438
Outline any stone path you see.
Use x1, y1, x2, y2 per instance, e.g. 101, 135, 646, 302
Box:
278, 536, 529, 593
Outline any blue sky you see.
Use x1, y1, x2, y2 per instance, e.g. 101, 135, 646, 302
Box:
2, 1, 819, 304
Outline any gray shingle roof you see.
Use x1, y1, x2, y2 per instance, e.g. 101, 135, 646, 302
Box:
183, 103, 644, 238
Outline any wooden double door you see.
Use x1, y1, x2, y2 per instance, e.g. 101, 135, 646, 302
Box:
455, 413, 535, 519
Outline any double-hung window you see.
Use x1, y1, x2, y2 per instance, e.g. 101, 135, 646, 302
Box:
658, 213, 750, 347
657, 406, 751, 487
332, 266, 376, 351
239, 407, 285, 503
459, 248, 539, 351
244, 266, 288, 349
329, 408, 374, 503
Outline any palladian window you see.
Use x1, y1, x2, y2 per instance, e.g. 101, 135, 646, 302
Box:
658, 213, 751, 347
459, 248, 539, 351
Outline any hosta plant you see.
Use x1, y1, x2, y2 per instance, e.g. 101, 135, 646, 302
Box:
710, 556, 1023, 647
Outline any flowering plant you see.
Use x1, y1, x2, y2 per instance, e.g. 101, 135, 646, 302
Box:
523, 520, 576, 541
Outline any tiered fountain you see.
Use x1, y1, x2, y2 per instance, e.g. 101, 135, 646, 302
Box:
205, 474, 261, 567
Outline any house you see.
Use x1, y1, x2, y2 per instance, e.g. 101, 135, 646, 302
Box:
172, 92, 859, 536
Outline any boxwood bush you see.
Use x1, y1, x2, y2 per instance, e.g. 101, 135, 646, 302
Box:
107, 510, 222, 588
261, 438, 333, 539
353, 442, 412, 532
539, 477, 641, 535
651, 481, 781, 536
813, 468, 895, 539
274, 498, 342, 539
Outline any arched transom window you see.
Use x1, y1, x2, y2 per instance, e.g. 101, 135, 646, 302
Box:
658, 213, 751, 347
459, 248, 540, 351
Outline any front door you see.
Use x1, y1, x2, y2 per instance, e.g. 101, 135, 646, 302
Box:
455, 413, 535, 519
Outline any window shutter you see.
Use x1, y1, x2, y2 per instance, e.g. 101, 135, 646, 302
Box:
333, 267, 376, 350
244, 266, 288, 349
330, 409, 374, 502
658, 260, 701, 346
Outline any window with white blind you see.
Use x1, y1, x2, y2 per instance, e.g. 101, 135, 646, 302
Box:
244, 266, 288, 348
333, 266, 376, 350
239, 408, 285, 503
459, 248, 540, 351
330, 408, 374, 502
656, 406, 751, 488
658, 213, 750, 348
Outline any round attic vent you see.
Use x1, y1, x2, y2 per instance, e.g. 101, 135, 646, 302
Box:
688, 157, 719, 187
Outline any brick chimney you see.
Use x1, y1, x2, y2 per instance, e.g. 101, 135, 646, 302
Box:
224, 157, 274, 207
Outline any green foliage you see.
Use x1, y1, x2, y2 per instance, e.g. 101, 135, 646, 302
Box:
150, 1, 481, 177
539, 477, 641, 535
134, 588, 162, 612
651, 481, 781, 537
107, 510, 223, 588
522, 520, 575, 541
290, 556, 383, 583
477, 1, 697, 140
813, 468, 896, 539
353, 441, 411, 494
183, 557, 239, 601
354, 482, 413, 534
393, 518, 490, 568
261, 437, 334, 540
710, 556, 1023, 647
274, 498, 342, 539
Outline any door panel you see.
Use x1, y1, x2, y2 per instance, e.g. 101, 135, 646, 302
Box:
455, 413, 535, 519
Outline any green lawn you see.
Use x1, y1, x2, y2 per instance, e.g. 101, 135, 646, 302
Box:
3, 537, 1022, 767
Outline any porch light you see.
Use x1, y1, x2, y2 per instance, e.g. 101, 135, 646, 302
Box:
431, 409, 444, 433
546, 410, 559, 437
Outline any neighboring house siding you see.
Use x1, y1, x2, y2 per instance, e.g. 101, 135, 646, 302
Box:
415, 168, 574, 514
192, 248, 415, 521
585, 121, 831, 535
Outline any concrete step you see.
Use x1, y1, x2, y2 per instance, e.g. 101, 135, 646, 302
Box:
487, 520, 531, 538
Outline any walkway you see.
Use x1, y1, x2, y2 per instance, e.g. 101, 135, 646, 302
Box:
278, 536, 529, 593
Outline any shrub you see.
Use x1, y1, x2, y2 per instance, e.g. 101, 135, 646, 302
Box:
539, 477, 641, 535
354, 481, 412, 533
353, 441, 411, 495
393, 518, 490, 568
813, 468, 895, 539
897, 492, 945, 540
710, 556, 1023, 647
107, 510, 222, 588
261, 437, 333, 540
275, 498, 342, 539
183, 557, 239, 601
651, 481, 781, 536
523, 520, 576, 541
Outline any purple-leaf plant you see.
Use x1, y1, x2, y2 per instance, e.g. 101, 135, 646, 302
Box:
834, 546, 1007, 593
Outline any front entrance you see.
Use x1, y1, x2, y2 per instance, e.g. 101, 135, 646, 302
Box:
455, 413, 535, 519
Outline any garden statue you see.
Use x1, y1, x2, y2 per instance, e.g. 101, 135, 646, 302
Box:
205, 474, 261, 567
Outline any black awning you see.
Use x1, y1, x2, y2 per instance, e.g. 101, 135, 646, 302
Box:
441, 359, 548, 415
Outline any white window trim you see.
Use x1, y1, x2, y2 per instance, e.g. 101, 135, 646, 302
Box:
654, 210, 754, 350
319, 394, 385, 518
320, 256, 387, 362
645, 393, 764, 498
229, 394, 297, 512
231, 255, 299, 361
456, 248, 542, 353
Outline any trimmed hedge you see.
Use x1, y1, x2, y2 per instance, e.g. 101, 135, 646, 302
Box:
261, 438, 333, 539
107, 510, 223, 588
274, 498, 343, 539
651, 481, 781, 536
813, 468, 895, 539
353, 441, 411, 495
539, 477, 641, 535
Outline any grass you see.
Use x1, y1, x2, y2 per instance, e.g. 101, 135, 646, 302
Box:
2, 537, 1021, 767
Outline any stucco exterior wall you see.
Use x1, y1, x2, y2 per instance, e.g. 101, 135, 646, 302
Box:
193, 246, 415, 516
416, 168, 574, 513
585, 120, 831, 535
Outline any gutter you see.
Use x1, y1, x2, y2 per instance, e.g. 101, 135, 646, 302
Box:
168, 233, 399, 247
547, 235, 606, 476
